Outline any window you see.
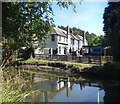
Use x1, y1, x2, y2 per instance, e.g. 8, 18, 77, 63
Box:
59, 36, 61, 41
64, 37, 65, 42
51, 35, 55, 41
93, 48, 101, 53
59, 46, 61, 54
73, 47, 74, 51
73, 40, 74, 45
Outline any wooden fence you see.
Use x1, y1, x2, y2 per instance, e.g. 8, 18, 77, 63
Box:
35, 54, 113, 64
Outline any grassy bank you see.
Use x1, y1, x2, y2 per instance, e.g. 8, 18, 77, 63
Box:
18, 58, 98, 73
13, 58, 120, 80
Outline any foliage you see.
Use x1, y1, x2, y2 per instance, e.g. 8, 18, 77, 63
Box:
102, 62, 120, 79
58, 25, 97, 45
73, 64, 82, 69
85, 32, 96, 45
90, 35, 104, 46
2, 2, 78, 67
1, 67, 34, 102
103, 2, 120, 61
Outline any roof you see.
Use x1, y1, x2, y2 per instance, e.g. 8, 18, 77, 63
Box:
76, 35, 83, 40
71, 34, 79, 40
52, 27, 67, 37
51, 27, 85, 41
104, 46, 111, 49
82, 45, 103, 48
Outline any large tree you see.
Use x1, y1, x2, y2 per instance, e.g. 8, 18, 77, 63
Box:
103, 2, 120, 61
2, 2, 77, 67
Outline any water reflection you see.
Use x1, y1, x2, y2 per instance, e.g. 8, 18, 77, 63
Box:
2, 68, 120, 103
25, 73, 105, 102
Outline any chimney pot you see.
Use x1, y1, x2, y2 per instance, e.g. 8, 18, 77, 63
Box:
70, 28, 73, 34
67, 25, 69, 34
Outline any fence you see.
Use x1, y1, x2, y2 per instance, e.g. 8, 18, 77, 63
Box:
35, 54, 113, 64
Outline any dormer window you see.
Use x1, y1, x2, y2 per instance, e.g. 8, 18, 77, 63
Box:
51, 35, 55, 41
63, 31, 66, 34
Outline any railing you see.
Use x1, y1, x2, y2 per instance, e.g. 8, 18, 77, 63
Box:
35, 54, 113, 64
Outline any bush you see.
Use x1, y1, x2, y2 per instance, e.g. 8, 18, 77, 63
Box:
103, 61, 120, 78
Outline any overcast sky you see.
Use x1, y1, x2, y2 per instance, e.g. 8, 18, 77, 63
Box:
51, 2, 108, 35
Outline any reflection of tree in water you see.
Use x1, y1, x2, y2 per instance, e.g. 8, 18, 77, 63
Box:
3, 69, 119, 103
102, 81, 120, 103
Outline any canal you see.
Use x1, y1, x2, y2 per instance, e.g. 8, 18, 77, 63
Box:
2, 68, 120, 103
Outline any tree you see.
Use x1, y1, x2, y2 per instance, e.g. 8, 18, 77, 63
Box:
2, 2, 78, 67
85, 32, 96, 45
58, 26, 97, 45
103, 2, 120, 61
90, 35, 104, 46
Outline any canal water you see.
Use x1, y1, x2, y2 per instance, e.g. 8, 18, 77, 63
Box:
2, 69, 120, 103
25, 73, 105, 102
23, 71, 120, 103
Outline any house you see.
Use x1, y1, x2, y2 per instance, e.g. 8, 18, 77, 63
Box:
82, 46, 104, 56
35, 25, 88, 55
104, 46, 112, 56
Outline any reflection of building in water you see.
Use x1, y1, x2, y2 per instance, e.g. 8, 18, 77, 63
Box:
27, 74, 72, 102
44, 91, 48, 103
66, 88, 69, 97
79, 81, 83, 90
70, 84, 73, 91
26, 74, 104, 102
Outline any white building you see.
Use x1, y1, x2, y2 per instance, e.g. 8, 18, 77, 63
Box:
35, 25, 88, 55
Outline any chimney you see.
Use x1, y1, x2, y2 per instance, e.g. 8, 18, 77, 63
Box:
70, 28, 73, 34
67, 25, 70, 34
83, 31, 85, 44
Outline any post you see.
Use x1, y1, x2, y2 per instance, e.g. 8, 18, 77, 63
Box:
79, 57, 81, 63
88, 56, 91, 63
100, 56, 102, 64
107, 56, 108, 62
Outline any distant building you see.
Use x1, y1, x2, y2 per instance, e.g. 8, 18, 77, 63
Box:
82, 46, 104, 56
35, 25, 88, 55
104, 46, 112, 56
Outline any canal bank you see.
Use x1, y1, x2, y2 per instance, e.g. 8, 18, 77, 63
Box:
2, 60, 120, 103
2, 67, 120, 103
5, 58, 120, 80
14, 58, 100, 74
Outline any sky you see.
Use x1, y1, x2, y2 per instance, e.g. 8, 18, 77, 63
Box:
51, 2, 108, 36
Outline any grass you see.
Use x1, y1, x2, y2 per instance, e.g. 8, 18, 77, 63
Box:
20, 58, 97, 69
1, 67, 36, 102
17, 58, 99, 75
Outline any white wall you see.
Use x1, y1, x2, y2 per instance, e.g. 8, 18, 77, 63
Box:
78, 40, 83, 50
34, 32, 88, 55
68, 34, 71, 54
45, 34, 58, 50
57, 35, 68, 55
58, 44, 68, 55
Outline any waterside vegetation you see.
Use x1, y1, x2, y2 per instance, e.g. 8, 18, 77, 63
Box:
11, 58, 120, 80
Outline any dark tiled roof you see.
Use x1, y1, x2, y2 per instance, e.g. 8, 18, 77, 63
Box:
76, 35, 83, 40
51, 27, 84, 41
52, 27, 67, 37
